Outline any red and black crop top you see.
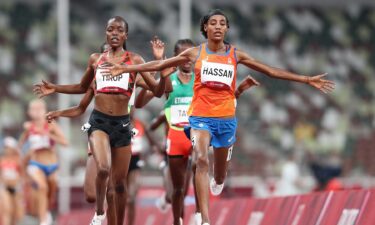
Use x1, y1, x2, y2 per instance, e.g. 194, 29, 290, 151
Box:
94, 51, 136, 96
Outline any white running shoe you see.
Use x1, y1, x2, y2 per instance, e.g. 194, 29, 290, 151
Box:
90, 212, 106, 225
194, 212, 202, 225
210, 178, 224, 196
155, 193, 169, 213
202, 223, 210, 225
40, 211, 53, 225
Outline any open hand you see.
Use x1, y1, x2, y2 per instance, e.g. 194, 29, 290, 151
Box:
150, 36, 165, 60
235, 75, 260, 98
244, 75, 260, 87
99, 62, 124, 77
307, 73, 335, 94
33, 80, 56, 98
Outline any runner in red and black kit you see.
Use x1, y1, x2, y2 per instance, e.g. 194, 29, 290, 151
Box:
35, 16, 168, 225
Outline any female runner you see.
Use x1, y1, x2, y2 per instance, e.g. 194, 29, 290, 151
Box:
100, 9, 334, 225
0, 137, 24, 225
18, 99, 68, 225
134, 39, 260, 225
35, 16, 168, 225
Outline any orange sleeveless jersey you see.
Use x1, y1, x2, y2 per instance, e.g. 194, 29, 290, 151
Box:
188, 43, 237, 117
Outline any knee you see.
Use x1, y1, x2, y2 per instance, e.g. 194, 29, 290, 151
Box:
114, 181, 127, 194
196, 155, 209, 172
37, 182, 48, 193
84, 190, 96, 203
97, 167, 110, 179
85, 195, 96, 203
173, 187, 185, 197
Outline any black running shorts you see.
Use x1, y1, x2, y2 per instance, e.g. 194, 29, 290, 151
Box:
88, 109, 132, 148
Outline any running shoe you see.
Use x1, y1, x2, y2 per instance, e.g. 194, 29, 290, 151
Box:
194, 212, 202, 225
40, 211, 53, 225
89, 212, 106, 225
155, 193, 169, 213
210, 178, 224, 196
202, 223, 210, 225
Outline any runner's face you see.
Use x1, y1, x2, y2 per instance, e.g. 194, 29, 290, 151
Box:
106, 19, 127, 49
28, 101, 47, 121
176, 44, 193, 73
205, 15, 228, 41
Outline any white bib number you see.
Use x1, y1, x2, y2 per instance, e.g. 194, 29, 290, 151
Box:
96, 69, 129, 90
2, 169, 19, 180
201, 61, 234, 88
170, 105, 189, 126
29, 134, 51, 150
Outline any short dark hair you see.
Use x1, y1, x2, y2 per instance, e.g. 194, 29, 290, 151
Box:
200, 9, 230, 39
174, 39, 195, 56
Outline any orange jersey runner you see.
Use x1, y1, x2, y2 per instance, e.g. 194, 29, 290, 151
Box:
188, 43, 238, 118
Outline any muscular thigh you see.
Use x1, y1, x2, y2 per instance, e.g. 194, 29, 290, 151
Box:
190, 129, 211, 157
89, 130, 111, 168
111, 145, 132, 181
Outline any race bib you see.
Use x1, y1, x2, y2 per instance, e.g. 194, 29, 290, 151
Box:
201, 61, 234, 89
29, 134, 51, 150
96, 69, 129, 90
170, 105, 189, 126
2, 169, 19, 180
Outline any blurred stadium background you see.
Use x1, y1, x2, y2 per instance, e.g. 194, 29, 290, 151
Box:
1, 0, 375, 224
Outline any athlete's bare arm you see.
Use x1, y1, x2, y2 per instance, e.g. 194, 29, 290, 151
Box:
134, 80, 172, 109
149, 111, 167, 131
131, 53, 167, 98
34, 54, 99, 98
101, 47, 199, 78
235, 49, 335, 93
235, 75, 260, 99
46, 87, 95, 123
134, 89, 154, 108
17, 122, 31, 149
48, 122, 68, 146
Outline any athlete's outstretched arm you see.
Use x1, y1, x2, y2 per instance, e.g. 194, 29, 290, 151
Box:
235, 75, 260, 99
132, 54, 168, 98
49, 122, 69, 146
149, 111, 167, 131
135, 80, 172, 109
101, 47, 198, 78
34, 54, 99, 98
46, 87, 95, 122
236, 49, 335, 93
134, 89, 155, 108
